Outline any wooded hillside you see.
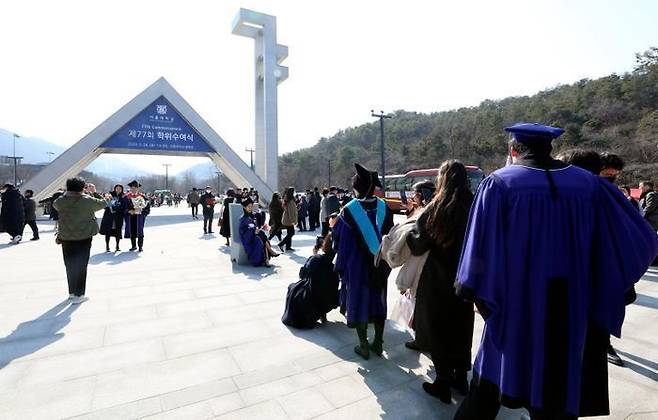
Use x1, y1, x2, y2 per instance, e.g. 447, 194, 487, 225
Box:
279, 47, 658, 189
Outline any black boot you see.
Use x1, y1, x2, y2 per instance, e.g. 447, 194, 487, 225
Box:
451, 370, 469, 396
354, 324, 370, 360
607, 344, 624, 366
423, 365, 452, 404
369, 320, 385, 357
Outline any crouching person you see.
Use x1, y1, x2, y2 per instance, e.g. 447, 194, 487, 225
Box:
282, 234, 339, 329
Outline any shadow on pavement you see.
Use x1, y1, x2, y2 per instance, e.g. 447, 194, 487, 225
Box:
284, 314, 465, 418
615, 349, 658, 381
0, 300, 79, 368
143, 214, 198, 227
634, 293, 658, 309
89, 251, 140, 265
231, 264, 277, 281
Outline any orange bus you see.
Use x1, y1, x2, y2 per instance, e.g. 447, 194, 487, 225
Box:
376, 166, 485, 213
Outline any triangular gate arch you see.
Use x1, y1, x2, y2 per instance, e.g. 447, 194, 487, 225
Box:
23, 77, 274, 202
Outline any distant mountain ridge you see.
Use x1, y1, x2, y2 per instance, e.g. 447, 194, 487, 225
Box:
0, 128, 150, 178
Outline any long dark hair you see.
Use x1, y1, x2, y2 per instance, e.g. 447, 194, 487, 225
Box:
424, 160, 474, 248
269, 192, 283, 213
283, 187, 295, 204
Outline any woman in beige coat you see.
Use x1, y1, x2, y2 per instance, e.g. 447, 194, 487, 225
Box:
278, 187, 298, 252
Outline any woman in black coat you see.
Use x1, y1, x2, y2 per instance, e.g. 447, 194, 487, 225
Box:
0, 184, 25, 244
219, 189, 235, 246
267, 192, 284, 242
406, 160, 474, 404
282, 234, 339, 328
99, 184, 126, 252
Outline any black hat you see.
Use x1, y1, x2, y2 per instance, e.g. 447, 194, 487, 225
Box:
127, 180, 141, 188
205, 186, 212, 190
241, 197, 254, 207
352, 163, 382, 198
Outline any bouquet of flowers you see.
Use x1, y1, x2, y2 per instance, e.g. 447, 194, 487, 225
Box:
131, 195, 148, 214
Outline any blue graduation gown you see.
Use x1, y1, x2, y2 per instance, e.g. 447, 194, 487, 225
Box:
333, 199, 393, 326
456, 164, 658, 416
239, 214, 266, 266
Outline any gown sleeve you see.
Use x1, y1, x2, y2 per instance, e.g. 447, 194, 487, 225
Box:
592, 179, 658, 337
332, 215, 354, 275
455, 176, 507, 346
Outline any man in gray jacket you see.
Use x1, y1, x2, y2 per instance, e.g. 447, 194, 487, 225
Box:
187, 188, 201, 219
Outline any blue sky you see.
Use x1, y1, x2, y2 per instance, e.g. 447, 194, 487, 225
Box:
0, 0, 656, 174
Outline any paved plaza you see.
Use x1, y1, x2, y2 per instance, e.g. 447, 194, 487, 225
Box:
0, 206, 656, 420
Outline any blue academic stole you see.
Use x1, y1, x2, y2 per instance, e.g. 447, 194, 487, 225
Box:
344, 198, 387, 255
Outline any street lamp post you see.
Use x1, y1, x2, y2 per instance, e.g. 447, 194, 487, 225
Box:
162, 163, 172, 190
13, 133, 20, 185
371, 110, 392, 190
328, 159, 332, 187
245, 148, 255, 170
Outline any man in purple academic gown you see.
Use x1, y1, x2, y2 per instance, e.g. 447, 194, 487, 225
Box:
123, 180, 150, 252
332, 163, 394, 360
453, 123, 658, 420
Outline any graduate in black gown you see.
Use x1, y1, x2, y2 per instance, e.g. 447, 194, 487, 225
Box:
219, 189, 235, 246
282, 234, 340, 329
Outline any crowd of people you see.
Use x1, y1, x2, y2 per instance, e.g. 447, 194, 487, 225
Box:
272, 123, 658, 420
2, 121, 658, 419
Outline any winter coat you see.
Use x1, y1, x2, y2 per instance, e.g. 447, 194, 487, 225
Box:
640, 191, 658, 230
53, 192, 107, 241
22, 196, 37, 222
200, 192, 216, 212
220, 196, 234, 238
268, 199, 284, 233
322, 194, 341, 220
99, 193, 126, 238
310, 192, 322, 213
187, 191, 200, 205
406, 208, 474, 369
297, 199, 309, 219
0, 186, 25, 236
282, 199, 298, 227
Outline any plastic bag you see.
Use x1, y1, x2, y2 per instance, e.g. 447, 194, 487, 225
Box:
390, 291, 415, 329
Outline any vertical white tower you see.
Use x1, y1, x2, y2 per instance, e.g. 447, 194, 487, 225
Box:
232, 8, 288, 194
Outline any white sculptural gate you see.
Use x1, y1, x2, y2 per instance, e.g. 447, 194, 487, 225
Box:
22, 8, 287, 203
232, 8, 288, 194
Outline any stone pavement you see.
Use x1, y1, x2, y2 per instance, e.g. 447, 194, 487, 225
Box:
0, 206, 656, 420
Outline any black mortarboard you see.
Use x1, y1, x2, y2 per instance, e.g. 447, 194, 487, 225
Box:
127, 180, 141, 188
241, 197, 254, 207
352, 163, 382, 199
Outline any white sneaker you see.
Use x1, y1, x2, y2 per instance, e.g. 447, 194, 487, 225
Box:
9, 235, 22, 244
70, 296, 89, 304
